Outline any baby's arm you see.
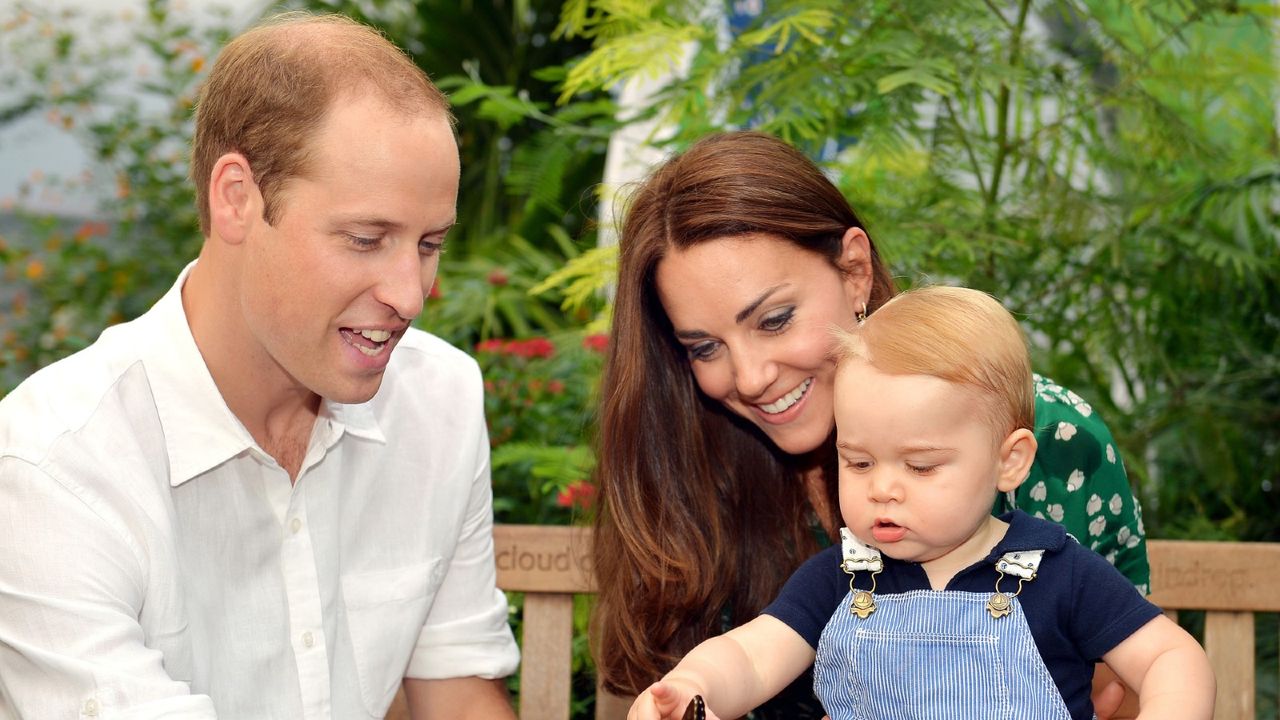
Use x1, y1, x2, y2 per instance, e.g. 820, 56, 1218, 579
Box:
628, 615, 816, 720
1101, 614, 1214, 719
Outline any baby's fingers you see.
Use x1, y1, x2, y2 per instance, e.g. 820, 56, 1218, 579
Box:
650, 681, 701, 712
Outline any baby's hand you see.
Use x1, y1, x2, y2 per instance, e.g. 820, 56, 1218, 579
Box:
628, 681, 720, 720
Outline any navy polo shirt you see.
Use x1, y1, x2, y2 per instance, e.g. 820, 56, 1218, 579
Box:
764, 511, 1162, 720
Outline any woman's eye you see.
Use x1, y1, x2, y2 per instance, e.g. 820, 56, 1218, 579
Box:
760, 308, 795, 333
687, 342, 719, 362
420, 239, 445, 256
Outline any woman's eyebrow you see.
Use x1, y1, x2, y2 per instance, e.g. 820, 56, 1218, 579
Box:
735, 284, 787, 324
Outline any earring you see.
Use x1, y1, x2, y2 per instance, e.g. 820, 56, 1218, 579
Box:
855, 302, 868, 324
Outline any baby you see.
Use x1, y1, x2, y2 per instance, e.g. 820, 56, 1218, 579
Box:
629, 286, 1213, 720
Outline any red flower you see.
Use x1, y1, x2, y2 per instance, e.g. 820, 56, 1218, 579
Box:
476, 338, 505, 354
487, 268, 509, 286
582, 333, 609, 353
506, 337, 554, 359
555, 480, 597, 511
428, 278, 442, 299
547, 379, 565, 395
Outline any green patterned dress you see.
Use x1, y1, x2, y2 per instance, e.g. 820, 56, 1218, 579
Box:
750, 375, 1150, 720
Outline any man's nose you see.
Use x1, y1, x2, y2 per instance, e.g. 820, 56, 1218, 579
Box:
376, 244, 428, 321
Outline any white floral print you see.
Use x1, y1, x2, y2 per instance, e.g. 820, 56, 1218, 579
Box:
1086, 494, 1102, 515
1055, 421, 1078, 442
1109, 494, 1123, 515
1089, 515, 1107, 537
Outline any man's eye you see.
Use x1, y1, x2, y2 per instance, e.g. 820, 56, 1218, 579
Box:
346, 234, 381, 249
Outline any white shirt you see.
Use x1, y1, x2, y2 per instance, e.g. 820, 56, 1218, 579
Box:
0, 268, 519, 719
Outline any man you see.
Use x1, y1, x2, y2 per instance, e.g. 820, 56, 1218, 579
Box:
0, 13, 519, 719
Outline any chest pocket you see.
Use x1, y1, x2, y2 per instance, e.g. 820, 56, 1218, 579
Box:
342, 559, 445, 715
849, 628, 1004, 719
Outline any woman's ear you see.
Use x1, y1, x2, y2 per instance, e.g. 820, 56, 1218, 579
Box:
839, 226, 873, 306
996, 428, 1038, 493
207, 152, 260, 245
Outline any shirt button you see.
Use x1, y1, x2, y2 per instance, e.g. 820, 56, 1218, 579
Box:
83, 699, 99, 716
290, 518, 302, 534
302, 631, 314, 648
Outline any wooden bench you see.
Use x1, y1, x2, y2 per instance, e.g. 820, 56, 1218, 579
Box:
390, 526, 1280, 720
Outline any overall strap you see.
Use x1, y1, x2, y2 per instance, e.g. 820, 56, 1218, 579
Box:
838, 527, 883, 574
987, 549, 1045, 618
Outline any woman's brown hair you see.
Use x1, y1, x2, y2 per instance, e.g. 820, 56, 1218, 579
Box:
591, 131, 896, 693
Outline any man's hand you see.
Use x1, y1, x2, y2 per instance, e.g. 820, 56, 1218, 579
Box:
403, 676, 514, 720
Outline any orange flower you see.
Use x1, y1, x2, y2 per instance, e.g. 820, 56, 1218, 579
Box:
24, 260, 45, 280
74, 221, 109, 242
190, 56, 205, 73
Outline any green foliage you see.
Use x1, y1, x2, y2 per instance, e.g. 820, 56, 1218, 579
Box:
469, 331, 606, 524
551, 0, 1280, 543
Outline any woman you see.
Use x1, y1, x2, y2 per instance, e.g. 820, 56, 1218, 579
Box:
590, 131, 1147, 718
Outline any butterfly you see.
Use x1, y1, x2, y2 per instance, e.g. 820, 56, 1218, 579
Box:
681, 694, 706, 720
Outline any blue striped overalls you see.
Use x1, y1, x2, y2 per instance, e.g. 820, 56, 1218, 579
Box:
812, 529, 1078, 720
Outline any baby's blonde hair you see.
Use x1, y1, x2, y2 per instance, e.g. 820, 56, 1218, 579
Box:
833, 286, 1034, 437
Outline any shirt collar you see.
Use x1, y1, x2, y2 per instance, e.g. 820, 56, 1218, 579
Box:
143, 263, 388, 486
991, 509, 1068, 555
324, 399, 386, 444
142, 262, 257, 486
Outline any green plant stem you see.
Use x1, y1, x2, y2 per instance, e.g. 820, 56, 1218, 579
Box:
986, 0, 1032, 212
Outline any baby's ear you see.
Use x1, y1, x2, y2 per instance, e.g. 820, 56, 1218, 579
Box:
996, 428, 1037, 493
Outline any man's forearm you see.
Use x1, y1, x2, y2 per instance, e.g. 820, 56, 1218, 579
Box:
404, 676, 516, 720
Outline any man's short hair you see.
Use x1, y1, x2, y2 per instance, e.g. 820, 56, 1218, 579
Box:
833, 285, 1035, 438
190, 12, 452, 236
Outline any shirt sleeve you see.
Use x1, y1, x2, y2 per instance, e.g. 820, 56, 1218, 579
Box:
0, 456, 217, 718
1064, 539, 1163, 661
1006, 375, 1151, 593
762, 545, 847, 648
404, 366, 519, 681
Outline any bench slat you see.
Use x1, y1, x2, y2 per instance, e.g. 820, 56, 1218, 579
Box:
496, 525, 595, 593
520, 593, 576, 720
1205, 610, 1255, 719
1147, 539, 1280, 612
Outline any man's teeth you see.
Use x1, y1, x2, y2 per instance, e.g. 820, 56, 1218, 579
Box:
358, 329, 392, 342
760, 378, 812, 414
